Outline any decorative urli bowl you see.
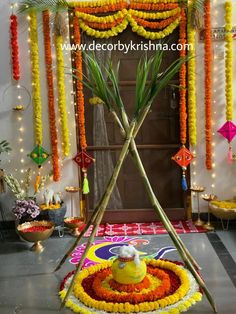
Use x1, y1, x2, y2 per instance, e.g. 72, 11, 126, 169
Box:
17, 220, 54, 253
209, 200, 236, 220
64, 217, 85, 236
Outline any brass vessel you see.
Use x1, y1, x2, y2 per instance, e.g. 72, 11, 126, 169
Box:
17, 220, 54, 253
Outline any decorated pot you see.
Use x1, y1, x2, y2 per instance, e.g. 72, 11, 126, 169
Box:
111, 246, 147, 284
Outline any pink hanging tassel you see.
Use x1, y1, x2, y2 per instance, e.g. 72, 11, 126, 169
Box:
227, 145, 233, 164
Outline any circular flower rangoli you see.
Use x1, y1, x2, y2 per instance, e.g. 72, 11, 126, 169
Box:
59, 259, 202, 314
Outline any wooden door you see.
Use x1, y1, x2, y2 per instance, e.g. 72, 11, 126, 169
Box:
84, 27, 186, 223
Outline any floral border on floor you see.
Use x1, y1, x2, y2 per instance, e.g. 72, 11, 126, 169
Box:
59, 259, 202, 314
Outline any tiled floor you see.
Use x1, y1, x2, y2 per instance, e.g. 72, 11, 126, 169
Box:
0, 229, 236, 314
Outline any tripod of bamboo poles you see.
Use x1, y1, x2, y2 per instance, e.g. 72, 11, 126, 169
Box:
56, 53, 216, 312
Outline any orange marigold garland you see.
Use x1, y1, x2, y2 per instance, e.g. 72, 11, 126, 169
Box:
42, 11, 60, 181
130, 2, 179, 10
172, 7, 194, 191
10, 14, 20, 81
73, 16, 94, 194
75, 2, 128, 14
204, 0, 213, 170
133, 14, 180, 29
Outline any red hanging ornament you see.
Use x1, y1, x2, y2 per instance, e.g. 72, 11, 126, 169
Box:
73, 150, 95, 194
10, 14, 20, 81
172, 146, 194, 191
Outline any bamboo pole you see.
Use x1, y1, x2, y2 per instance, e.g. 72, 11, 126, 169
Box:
115, 109, 216, 312
60, 121, 136, 308
117, 108, 201, 270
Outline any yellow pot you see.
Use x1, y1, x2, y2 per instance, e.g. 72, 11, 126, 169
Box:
111, 257, 147, 284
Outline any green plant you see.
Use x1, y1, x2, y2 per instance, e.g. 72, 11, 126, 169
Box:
0, 140, 12, 167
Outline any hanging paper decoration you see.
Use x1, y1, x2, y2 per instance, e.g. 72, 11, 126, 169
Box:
42, 10, 60, 181
73, 151, 95, 194
73, 15, 94, 194
29, 11, 43, 146
172, 147, 194, 191
172, 7, 193, 191
29, 145, 50, 166
204, 0, 213, 170
54, 13, 71, 157
10, 14, 20, 81
217, 1, 234, 163
187, 1, 197, 146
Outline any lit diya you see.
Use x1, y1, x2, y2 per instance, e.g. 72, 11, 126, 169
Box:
17, 220, 54, 253
64, 217, 85, 236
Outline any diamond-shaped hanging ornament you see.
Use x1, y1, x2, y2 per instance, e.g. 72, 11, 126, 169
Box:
73, 150, 95, 170
217, 121, 236, 142
172, 146, 194, 168
29, 145, 50, 166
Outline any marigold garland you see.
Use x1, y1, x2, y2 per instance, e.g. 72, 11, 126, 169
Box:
10, 14, 20, 81
42, 10, 60, 181
129, 7, 181, 20
76, 2, 128, 13
76, 9, 127, 23
73, 16, 87, 150
187, 2, 197, 146
55, 35, 71, 157
109, 275, 150, 293
69, 0, 125, 8
179, 8, 187, 145
79, 18, 129, 38
129, 15, 180, 40
130, 2, 179, 10
225, 1, 233, 121
86, 18, 124, 30
204, 0, 212, 170
59, 259, 202, 314
133, 14, 180, 30
29, 11, 43, 146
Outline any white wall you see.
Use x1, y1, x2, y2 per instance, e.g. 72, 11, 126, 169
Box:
191, 0, 236, 212
0, 1, 80, 220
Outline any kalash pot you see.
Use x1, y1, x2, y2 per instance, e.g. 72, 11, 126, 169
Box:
111, 246, 147, 284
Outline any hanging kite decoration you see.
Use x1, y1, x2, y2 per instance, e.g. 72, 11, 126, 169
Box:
10, 13, 20, 81
73, 15, 94, 194
218, 1, 235, 163
172, 7, 194, 191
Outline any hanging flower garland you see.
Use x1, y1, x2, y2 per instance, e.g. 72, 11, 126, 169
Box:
10, 14, 20, 81
55, 14, 71, 157
187, 1, 197, 146
172, 7, 194, 191
204, 0, 213, 170
74, 5, 181, 40
73, 15, 94, 194
29, 11, 43, 146
179, 8, 187, 146
42, 10, 60, 181
132, 14, 180, 30
218, 1, 236, 163
75, 2, 128, 13
130, 2, 179, 10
